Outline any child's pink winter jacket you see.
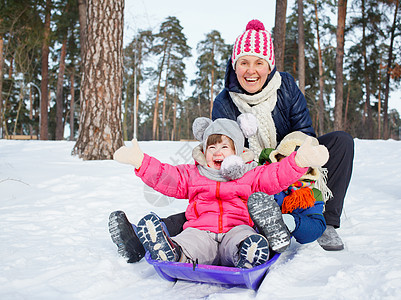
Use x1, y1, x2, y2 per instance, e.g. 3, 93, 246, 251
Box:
135, 152, 307, 234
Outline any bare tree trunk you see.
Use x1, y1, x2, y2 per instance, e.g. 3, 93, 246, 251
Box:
297, 0, 305, 94
361, 0, 367, 126
77, 0, 87, 61
134, 74, 140, 139
72, 0, 124, 160
378, 61, 382, 139
172, 90, 177, 141
334, 0, 347, 131
209, 42, 215, 119
344, 81, 350, 131
55, 38, 67, 140
210, 68, 215, 119
152, 44, 167, 140
40, 0, 51, 140
8, 57, 13, 78
122, 87, 128, 141
0, 32, 4, 138
69, 72, 75, 141
162, 52, 171, 140
314, 0, 325, 135
383, 0, 399, 139
13, 85, 24, 134
378, 88, 382, 139
162, 87, 167, 140
274, 0, 287, 71
362, 0, 373, 137
29, 87, 33, 135
187, 102, 190, 139
3, 87, 9, 137
152, 81, 161, 140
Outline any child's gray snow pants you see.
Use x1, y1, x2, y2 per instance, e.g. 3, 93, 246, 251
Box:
171, 225, 257, 266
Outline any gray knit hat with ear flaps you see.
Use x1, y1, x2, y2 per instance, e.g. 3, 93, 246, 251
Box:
193, 118, 245, 155
192, 114, 258, 181
193, 113, 259, 155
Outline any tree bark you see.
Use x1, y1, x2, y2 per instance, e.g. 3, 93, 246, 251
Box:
0, 32, 4, 138
172, 87, 177, 141
209, 41, 215, 119
72, 0, 124, 160
334, 0, 347, 131
152, 42, 167, 140
55, 38, 67, 140
29, 86, 33, 135
13, 85, 24, 134
40, 0, 51, 140
383, 0, 399, 139
344, 81, 350, 131
69, 72, 75, 141
361, 0, 373, 137
274, 0, 287, 71
377, 59, 383, 139
297, 0, 305, 94
77, 0, 87, 61
134, 65, 140, 140
314, 0, 325, 135
161, 49, 171, 140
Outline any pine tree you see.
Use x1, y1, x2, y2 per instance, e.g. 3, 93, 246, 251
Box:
39, 0, 51, 140
274, 0, 288, 71
193, 30, 230, 119
150, 16, 191, 140
382, 0, 400, 139
52, 0, 80, 140
123, 30, 153, 140
72, 0, 124, 160
297, 0, 306, 94
0, 0, 43, 137
334, 0, 347, 131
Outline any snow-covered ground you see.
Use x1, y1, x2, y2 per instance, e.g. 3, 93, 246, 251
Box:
1, 139, 401, 299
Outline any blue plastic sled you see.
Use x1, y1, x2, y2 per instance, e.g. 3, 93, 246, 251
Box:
145, 252, 280, 290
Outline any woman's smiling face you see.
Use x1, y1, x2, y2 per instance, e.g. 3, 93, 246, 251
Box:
235, 56, 271, 94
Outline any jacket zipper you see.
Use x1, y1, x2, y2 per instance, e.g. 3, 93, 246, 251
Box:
193, 201, 199, 218
216, 181, 223, 233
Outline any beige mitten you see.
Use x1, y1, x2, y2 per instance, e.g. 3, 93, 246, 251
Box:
113, 139, 144, 169
294, 136, 329, 168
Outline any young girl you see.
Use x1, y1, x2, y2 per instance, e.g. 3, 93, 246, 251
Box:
113, 114, 329, 268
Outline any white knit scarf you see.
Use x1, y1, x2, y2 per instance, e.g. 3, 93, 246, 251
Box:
229, 72, 282, 156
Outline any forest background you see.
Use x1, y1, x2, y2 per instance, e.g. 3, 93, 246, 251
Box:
0, 0, 400, 160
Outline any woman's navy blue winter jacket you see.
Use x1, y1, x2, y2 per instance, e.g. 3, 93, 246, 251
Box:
212, 62, 316, 144
211, 61, 326, 244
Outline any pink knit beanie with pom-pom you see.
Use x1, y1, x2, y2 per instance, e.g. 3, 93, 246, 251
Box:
231, 19, 275, 70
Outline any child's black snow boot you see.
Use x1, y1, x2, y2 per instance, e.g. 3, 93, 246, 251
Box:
108, 211, 146, 263
247, 192, 291, 253
137, 213, 181, 262
237, 234, 270, 268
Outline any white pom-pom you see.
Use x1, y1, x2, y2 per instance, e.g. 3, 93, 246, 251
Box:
221, 155, 246, 180
192, 117, 212, 141
237, 113, 258, 138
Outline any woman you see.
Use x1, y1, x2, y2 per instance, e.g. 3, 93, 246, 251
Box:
212, 19, 354, 251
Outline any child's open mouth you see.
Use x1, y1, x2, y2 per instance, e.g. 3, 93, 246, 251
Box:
213, 159, 223, 169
